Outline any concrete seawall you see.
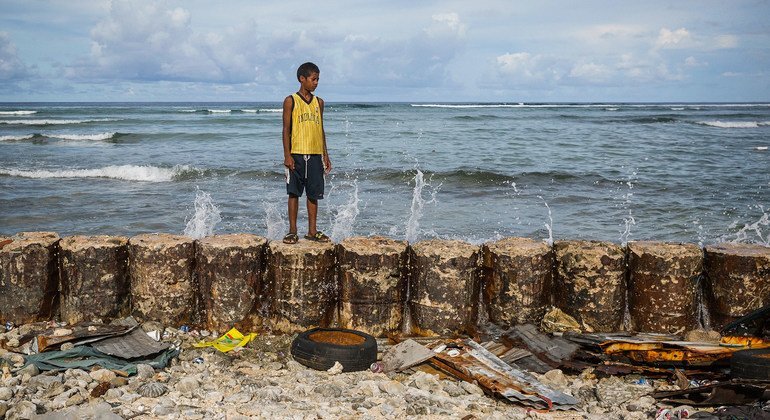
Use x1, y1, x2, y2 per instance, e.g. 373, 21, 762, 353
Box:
1, 232, 768, 336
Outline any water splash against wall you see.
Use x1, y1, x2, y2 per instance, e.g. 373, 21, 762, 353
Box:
263, 201, 287, 241
330, 180, 360, 242
538, 196, 554, 246
405, 169, 439, 243
724, 205, 770, 246
183, 188, 221, 239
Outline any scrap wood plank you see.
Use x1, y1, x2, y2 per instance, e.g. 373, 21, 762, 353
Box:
380, 339, 436, 373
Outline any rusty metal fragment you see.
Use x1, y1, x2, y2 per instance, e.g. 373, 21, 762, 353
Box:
409, 240, 479, 336
338, 236, 408, 337
32, 323, 133, 353
427, 338, 578, 410
653, 379, 770, 406
59, 235, 130, 325
0, 232, 60, 325
501, 323, 584, 373
705, 243, 770, 329
627, 241, 703, 334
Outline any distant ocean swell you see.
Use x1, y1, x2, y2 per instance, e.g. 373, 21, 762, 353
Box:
0, 118, 118, 125
0, 164, 197, 182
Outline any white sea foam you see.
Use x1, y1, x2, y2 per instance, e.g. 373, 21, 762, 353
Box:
605, 107, 619, 111
671, 107, 685, 111
756, 146, 769, 151
241, 109, 258, 113
0, 110, 36, 115
46, 132, 116, 141
183, 189, 221, 239
0, 164, 190, 182
207, 109, 231, 113
0, 134, 34, 141
0, 118, 116, 125
179, 109, 197, 112
697, 120, 767, 128
258, 108, 282, 113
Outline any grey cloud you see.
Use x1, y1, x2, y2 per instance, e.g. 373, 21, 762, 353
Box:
0, 32, 34, 81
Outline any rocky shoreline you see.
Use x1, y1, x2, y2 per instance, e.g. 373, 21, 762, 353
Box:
0, 321, 750, 419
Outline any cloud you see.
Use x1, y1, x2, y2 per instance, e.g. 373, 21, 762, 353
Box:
713, 34, 738, 49
655, 27, 692, 49
0, 32, 33, 81
569, 62, 611, 83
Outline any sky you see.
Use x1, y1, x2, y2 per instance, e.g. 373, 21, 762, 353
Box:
1, 0, 769, 102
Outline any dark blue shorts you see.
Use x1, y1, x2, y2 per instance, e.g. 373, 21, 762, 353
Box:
286, 154, 324, 199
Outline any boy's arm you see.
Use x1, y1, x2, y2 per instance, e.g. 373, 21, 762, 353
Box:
319, 97, 332, 173
282, 96, 294, 170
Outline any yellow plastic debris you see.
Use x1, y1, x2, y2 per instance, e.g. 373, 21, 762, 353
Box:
193, 328, 257, 353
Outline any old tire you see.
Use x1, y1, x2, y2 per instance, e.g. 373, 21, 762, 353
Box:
731, 348, 770, 380
290, 327, 377, 372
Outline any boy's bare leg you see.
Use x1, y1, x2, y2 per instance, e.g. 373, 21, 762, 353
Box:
307, 198, 318, 235
288, 195, 299, 234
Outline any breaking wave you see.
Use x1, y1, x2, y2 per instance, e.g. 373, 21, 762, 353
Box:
0, 134, 35, 141
0, 118, 117, 125
696, 120, 770, 128
0, 110, 37, 115
0, 164, 197, 182
46, 132, 118, 141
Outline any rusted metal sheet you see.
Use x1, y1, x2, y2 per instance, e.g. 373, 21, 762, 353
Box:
653, 379, 770, 406
427, 338, 577, 410
501, 323, 584, 373
91, 325, 170, 359
33, 323, 133, 353
597, 336, 770, 366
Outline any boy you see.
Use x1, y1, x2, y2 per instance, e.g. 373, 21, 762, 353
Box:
281, 62, 332, 244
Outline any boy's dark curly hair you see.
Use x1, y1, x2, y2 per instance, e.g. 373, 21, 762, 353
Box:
297, 62, 320, 81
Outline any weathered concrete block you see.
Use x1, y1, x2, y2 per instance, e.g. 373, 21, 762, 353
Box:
265, 240, 336, 333
554, 240, 626, 332
482, 237, 552, 327
128, 233, 195, 326
705, 243, 770, 329
59, 235, 130, 325
409, 239, 479, 336
0, 232, 59, 324
196, 234, 267, 332
337, 236, 408, 337
628, 241, 703, 334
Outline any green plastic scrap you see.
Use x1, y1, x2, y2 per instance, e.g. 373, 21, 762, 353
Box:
22, 346, 179, 375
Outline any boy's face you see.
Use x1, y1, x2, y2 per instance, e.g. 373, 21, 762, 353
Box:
299, 72, 319, 92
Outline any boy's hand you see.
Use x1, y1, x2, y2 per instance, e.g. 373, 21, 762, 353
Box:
323, 155, 332, 174
284, 156, 295, 170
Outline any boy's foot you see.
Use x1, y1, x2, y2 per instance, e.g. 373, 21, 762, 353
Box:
304, 231, 330, 242
282, 232, 299, 244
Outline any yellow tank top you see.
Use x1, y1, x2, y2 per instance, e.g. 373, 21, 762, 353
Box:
290, 93, 324, 154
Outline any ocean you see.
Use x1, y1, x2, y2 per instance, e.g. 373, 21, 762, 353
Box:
1, 102, 768, 246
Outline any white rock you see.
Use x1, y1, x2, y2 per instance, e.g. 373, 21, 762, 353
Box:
460, 381, 484, 396
53, 328, 73, 337
135, 364, 155, 380
176, 376, 200, 396
89, 368, 116, 383
542, 369, 569, 388
204, 391, 224, 403
379, 380, 406, 396
0, 386, 13, 401
5, 400, 36, 419
326, 361, 344, 375
225, 392, 253, 404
